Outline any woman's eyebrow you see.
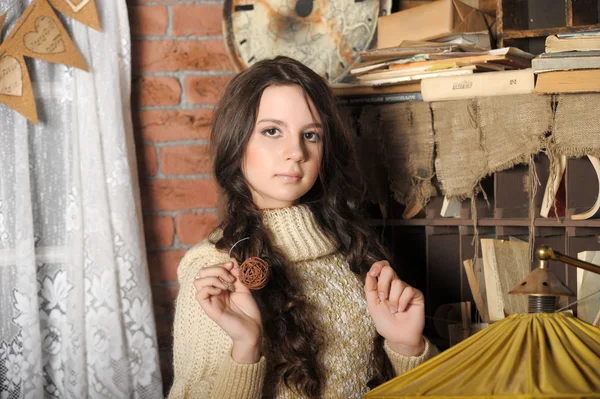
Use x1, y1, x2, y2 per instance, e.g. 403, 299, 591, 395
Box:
256, 119, 322, 130
257, 118, 286, 126
302, 122, 322, 130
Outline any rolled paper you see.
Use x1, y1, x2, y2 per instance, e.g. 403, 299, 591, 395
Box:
238, 257, 270, 290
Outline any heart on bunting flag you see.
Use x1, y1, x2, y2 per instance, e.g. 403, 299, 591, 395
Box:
0, 55, 23, 96
64, 0, 90, 13
0, 50, 37, 123
6, 0, 88, 71
48, 0, 100, 31
24, 16, 66, 54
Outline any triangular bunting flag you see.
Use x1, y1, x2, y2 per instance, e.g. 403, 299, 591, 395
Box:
4, 0, 88, 71
48, 0, 100, 31
0, 48, 38, 124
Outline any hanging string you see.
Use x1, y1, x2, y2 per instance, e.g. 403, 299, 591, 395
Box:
527, 155, 541, 262
554, 289, 600, 313
228, 236, 250, 257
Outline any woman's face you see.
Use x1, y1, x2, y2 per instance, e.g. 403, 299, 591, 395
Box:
242, 84, 324, 209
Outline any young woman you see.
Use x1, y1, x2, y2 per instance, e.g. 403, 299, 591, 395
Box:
168, 56, 436, 399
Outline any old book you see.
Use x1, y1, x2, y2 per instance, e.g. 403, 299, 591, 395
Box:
361, 66, 476, 86
441, 195, 461, 217
463, 258, 490, 323
357, 62, 462, 81
428, 47, 534, 67
534, 69, 600, 93
402, 195, 425, 219
480, 238, 529, 321
545, 33, 600, 53
533, 53, 600, 73
540, 154, 567, 218
400, 40, 489, 54
330, 82, 421, 97
421, 68, 534, 101
576, 251, 600, 325
571, 155, 600, 220
535, 69, 600, 93
359, 44, 460, 62
386, 54, 503, 72
335, 92, 423, 106
435, 30, 492, 49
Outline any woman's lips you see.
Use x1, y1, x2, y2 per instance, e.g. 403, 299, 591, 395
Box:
276, 174, 302, 182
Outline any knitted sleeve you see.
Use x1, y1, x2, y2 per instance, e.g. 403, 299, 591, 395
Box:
168, 241, 267, 399
383, 337, 439, 377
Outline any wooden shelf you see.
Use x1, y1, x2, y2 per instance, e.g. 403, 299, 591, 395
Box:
369, 218, 600, 227
501, 25, 600, 40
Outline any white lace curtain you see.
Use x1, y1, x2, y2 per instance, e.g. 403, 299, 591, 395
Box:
0, 1, 163, 397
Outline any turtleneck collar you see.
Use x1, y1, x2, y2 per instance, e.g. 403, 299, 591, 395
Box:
261, 204, 338, 263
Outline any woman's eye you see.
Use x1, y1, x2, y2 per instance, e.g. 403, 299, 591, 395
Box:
303, 132, 320, 142
262, 128, 280, 137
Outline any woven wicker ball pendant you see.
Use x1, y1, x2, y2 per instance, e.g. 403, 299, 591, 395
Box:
238, 257, 270, 290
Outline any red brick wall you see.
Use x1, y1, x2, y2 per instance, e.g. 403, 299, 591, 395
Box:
128, 0, 234, 392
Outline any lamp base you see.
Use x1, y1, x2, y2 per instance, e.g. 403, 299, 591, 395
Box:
528, 296, 556, 313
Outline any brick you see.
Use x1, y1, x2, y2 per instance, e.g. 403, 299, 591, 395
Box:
175, 212, 219, 245
136, 144, 158, 177
141, 178, 219, 211
172, 5, 223, 37
152, 284, 179, 318
133, 109, 213, 143
132, 76, 181, 107
128, 5, 168, 36
160, 145, 212, 176
143, 215, 175, 249
147, 250, 186, 284
132, 40, 234, 72
184, 75, 233, 105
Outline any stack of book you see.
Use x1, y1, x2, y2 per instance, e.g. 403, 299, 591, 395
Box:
533, 30, 600, 94
331, 40, 535, 102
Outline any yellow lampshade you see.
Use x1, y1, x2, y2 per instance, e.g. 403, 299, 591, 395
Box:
364, 313, 600, 398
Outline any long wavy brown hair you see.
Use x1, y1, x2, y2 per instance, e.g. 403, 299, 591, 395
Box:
210, 56, 394, 397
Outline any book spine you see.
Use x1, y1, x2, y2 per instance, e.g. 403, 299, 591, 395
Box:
533, 56, 600, 72
421, 69, 534, 101
336, 92, 423, 106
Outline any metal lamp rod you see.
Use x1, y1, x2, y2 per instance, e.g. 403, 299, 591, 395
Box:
536, 245, 600, 275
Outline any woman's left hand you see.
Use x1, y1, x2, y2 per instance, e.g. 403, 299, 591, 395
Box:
364, 260, 426, 356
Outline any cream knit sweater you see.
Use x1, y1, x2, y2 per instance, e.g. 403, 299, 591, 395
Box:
168, 205, 436, 399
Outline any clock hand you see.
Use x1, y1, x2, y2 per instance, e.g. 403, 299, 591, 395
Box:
295, 0, 313, 18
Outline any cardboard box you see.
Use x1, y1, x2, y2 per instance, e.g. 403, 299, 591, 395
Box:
459, 0, 496, 15
377, 0, 495, 49
399, 1, 434, 11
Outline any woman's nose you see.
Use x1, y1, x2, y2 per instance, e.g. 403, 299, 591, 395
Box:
284, 137, 306, 162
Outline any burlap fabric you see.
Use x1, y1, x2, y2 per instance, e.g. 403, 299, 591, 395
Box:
378, 101, 436, 207
433, 94, 553, 199
552, 93, 600, 158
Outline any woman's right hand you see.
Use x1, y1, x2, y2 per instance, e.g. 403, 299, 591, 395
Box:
194, 259, 263, 363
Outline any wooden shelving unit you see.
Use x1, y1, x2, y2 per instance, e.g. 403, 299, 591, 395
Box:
344, 100, 600, 348
376, 155, 600, 348
497, 0, 600, 48
334, 0, 600, 350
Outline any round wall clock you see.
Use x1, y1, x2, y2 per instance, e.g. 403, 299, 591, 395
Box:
223, 0, 391, 83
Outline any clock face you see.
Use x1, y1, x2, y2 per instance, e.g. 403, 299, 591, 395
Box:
223, 0, 388, 83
